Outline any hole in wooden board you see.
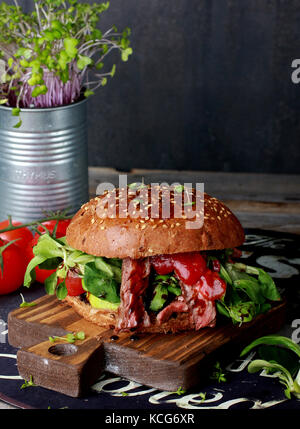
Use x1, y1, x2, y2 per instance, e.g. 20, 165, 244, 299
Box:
48, 343, 78, 356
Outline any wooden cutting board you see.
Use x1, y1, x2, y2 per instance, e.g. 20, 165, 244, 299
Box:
7, 294, 286, 397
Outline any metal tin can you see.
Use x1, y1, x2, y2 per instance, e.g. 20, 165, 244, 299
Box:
0, 99, 89, 223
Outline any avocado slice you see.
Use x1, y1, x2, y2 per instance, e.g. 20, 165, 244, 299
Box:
87, 292, 120, 311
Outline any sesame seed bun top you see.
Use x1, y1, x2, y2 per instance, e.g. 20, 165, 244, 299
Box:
66, 185, 245, 259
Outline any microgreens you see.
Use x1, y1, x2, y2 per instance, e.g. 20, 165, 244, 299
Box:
19, 293, 37, 308
49, 331, 85, 344
20, 375, 36, 389
199, 392, 206, 403
210, 361, 227, 383
173, 386, 186, 396
0, 0, 132, 126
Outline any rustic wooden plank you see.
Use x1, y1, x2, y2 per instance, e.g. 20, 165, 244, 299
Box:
8, 295, 286, 396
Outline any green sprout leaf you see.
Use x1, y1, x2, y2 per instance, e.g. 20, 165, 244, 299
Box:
63, 37, 78, 58
121, 47, 133, 62
20, 375, 36, 389
77, 55, 93, 70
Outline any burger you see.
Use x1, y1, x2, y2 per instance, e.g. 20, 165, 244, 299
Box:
24, 184, 281, 333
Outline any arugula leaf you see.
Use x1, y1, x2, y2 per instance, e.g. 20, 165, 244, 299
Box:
24, 255, 46, 286
240, 335, 300, 359
38, 257, 61, 270
149, 274, 182, 312
44, 271, 58, 295
257, 268, 281, 301
233, 278, 265, 304
56, 279, 68, 300
215, 260, 281, 326
83, 262, 120, 304
150, 283, 168, 312
241, 335, 300, 399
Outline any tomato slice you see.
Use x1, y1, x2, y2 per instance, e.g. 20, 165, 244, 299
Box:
64, 271, 84, 296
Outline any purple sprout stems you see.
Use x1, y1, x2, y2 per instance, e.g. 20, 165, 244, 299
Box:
20, 70, 82, 108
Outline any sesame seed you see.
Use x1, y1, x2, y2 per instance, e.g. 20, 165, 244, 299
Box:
100, 226, 105, 230
175, 222, 181, 226
152, 224, 158, 229
217, 216, 221, 220
141, 224, 146, 230
162, 224, 168, 228
91, 218, 95, 224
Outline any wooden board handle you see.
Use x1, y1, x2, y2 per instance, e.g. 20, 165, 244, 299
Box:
17, 335, 105, 397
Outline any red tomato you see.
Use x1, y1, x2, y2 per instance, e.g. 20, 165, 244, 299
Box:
0, 239, 27, 295
36, 219, 71, 238
0, 220, 33, 252
57, 271, 84, 296
25, 219, 72, 284
65, 271, 84, 296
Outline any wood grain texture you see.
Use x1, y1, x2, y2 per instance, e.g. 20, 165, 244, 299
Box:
8, 294, 286, 397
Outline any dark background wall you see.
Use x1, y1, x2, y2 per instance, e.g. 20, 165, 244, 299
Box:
9, 1, 300, 173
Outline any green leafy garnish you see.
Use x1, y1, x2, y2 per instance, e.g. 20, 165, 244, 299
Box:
20, 375, 36, 389
49, 331, 85, 344
24, 232, 123, 305
83, 262, 120, 304
149, 274, 182, 312
19, 293, 37, 308
210, 361, 227, 383
241, 335, 300, 399
173, 386, 186, 396
215, 259, 281, 325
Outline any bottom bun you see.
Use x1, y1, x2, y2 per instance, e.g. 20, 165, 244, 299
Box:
64, 295, 193, 334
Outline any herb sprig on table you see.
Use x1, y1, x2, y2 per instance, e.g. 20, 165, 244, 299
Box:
241, 335, 300, 399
